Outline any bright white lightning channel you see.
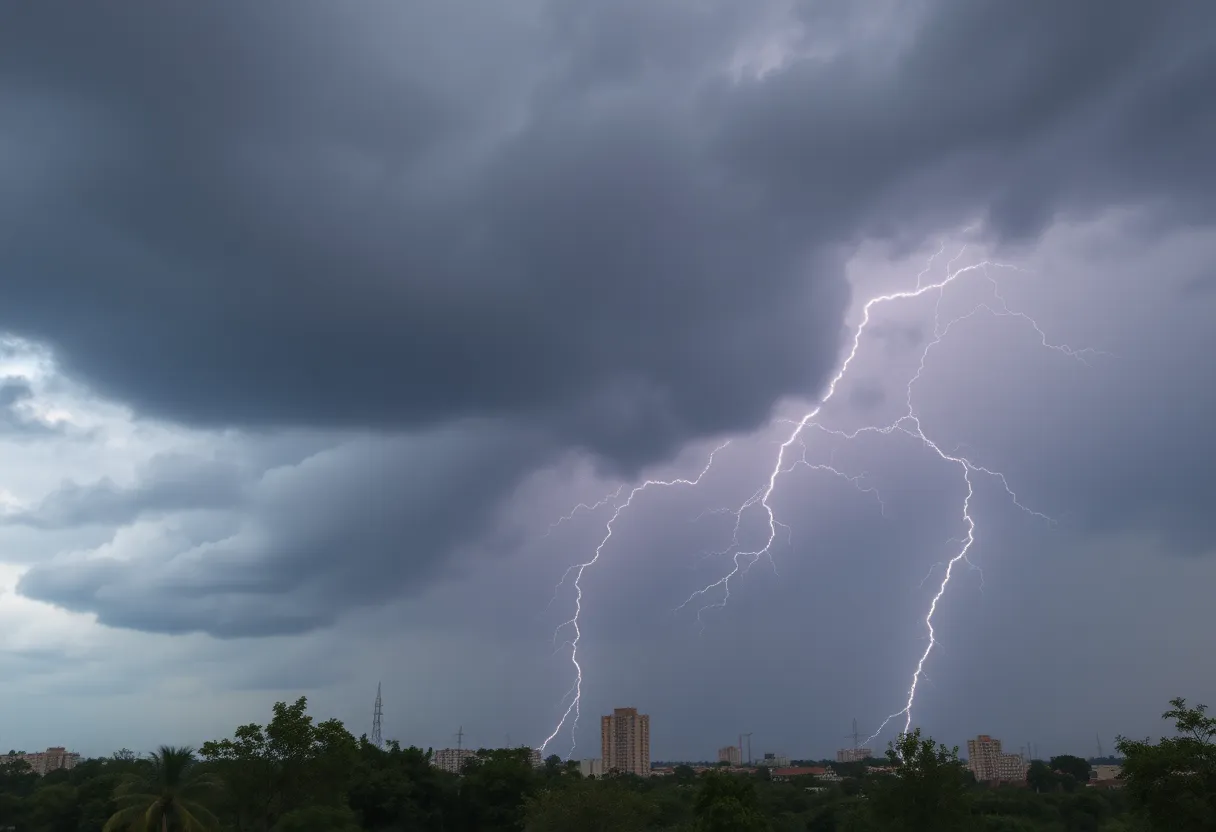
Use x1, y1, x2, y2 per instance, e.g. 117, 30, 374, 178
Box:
540, 243, 1099, 756
539, 442, 731, 757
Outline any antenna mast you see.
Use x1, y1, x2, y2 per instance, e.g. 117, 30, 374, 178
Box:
457, 726, 465, 753
371, 682, 383, 749
851, 719, 861, 751
1096, 733, 1104, 759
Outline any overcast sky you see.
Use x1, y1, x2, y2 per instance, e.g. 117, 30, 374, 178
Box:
1, 1, 1213, 763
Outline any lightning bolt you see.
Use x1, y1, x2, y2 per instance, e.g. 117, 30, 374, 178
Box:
538, 441, 731, 757
539, 237, 1101, 757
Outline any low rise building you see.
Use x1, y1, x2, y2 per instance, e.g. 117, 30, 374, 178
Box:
756, 752, 791, 768
966, 735, 1027, 783
837, 747, 873, 763
1091, 764, 1122, 781
431, 747, 476, 774
770, 766, 827, 782
0, 747, 79, 776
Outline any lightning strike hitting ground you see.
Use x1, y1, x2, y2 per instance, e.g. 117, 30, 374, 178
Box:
538, 441, 731, 757
540, 241, 1099, 757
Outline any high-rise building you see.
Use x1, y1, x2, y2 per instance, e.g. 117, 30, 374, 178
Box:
601, 707, 651, 777
580, 758, 604, 778
837, 747, 873, 763
966, 735, 1027, 782
718, 745, 741, 766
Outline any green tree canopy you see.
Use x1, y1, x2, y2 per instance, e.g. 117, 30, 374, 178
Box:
103, 746, 221, 832
199, 697, 358, 830
870, 728, 971, 832
1117, 696, 1216, 831
524, 777, 655, 832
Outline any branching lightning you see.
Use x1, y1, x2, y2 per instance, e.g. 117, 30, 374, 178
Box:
538, 441, 731, 757
539, 239, 1100, 757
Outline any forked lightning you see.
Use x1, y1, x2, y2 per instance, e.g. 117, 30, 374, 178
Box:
539, 240, 1100, 756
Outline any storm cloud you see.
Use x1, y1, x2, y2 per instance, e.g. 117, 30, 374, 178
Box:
0, 0, 1213, 759
2, 2, 1211, 458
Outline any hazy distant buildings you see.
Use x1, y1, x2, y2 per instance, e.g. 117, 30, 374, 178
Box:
837, 747, 873, 763
966, 735, 1027, 782
431, 747, 476, 774
0, 747, 79, 776
432, 745, 540, 774
579, 758, 604, 778
601, 707, 651, 777
756, 752, 790, 768
718, 745, 741, 766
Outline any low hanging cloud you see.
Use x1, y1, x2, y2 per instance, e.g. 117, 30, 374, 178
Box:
0, 378, 64, 438
15, 422, 553, 637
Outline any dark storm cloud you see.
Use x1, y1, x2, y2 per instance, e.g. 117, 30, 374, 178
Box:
2, 1, 1212, 467
0, 377, 62, 437
717, 1, 1216, 242
16, 424, 553, 638
0, 0, 848, 469
5, 0, 1215, 644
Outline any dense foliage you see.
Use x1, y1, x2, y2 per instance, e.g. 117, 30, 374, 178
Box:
0, 695, 1209, 831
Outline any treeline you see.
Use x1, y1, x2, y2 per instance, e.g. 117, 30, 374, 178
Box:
0, 696, 1209, 831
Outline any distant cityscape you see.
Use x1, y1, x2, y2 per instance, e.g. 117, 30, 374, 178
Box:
9, 697, 1125, 790
425, 704, 1125, 789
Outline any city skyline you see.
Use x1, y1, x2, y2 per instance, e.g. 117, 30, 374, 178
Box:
0, 1, 1213, 761
0, 688, 1127, 769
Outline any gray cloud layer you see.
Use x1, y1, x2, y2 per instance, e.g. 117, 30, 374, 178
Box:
3, 2, 1211, 463
2, 0, 1214, 649
16, 423, 550, 637
0, 378, 62, 437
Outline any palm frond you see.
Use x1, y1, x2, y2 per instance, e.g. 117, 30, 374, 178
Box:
102, 802, 149, 832
143, 800, 164, 831
176, 799, 223, 831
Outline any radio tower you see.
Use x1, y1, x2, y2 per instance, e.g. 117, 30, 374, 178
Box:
371, 682, 383, 749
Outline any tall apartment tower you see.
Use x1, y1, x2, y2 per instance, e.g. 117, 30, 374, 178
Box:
718, 745, 742, 766
601, 707, 651, 777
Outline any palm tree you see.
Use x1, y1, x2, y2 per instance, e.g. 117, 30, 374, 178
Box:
104, 745, 222, 832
